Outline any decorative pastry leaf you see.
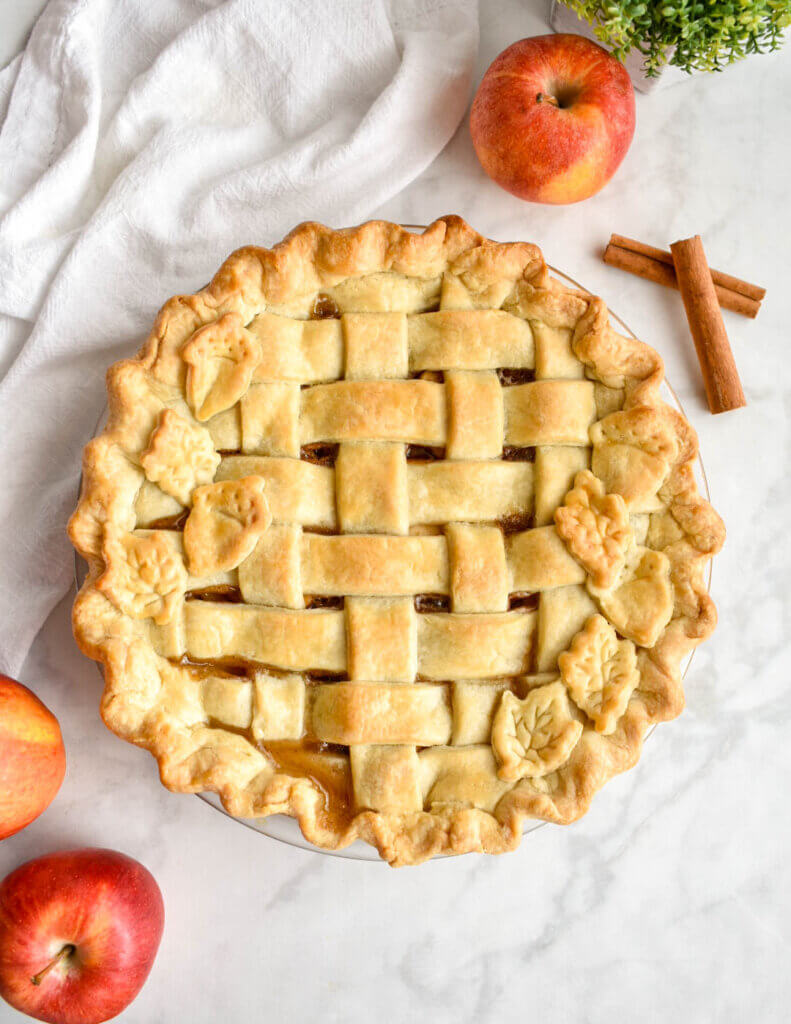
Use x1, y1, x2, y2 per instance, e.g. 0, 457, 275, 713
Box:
181, 313, 261, 421
588, 547, 673, 648
555, 470, 633, 588
589, 406, 680, 508
97, 529, 187, 625
492, 683, 583, 782
183, 476, 271, 575
140, 409, 220, 505
559, 615, 639, 734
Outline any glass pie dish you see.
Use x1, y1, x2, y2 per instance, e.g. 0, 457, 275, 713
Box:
74, 228, 714, 862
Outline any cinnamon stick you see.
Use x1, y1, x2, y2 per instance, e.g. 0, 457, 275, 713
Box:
604, 234, 765, 318
670, 235, 746, 414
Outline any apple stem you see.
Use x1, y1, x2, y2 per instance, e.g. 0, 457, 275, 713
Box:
536, 92, 559, 107
30, 945, 75, 987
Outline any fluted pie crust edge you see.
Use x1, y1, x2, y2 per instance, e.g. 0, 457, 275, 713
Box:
69, 217, 724, 866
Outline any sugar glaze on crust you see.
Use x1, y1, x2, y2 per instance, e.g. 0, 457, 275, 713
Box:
69, 217, 724, 866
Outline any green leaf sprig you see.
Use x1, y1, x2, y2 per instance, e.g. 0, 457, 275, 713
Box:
564, 0, 791, 76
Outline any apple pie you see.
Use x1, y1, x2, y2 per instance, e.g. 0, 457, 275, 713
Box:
69, 217, 724, 865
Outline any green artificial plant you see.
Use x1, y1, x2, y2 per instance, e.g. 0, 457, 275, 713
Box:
563, 0, 791, 75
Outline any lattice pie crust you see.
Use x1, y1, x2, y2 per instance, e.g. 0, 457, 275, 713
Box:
69, 217, 724, 865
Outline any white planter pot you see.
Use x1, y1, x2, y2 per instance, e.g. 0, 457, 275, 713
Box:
549, 0, 695, 93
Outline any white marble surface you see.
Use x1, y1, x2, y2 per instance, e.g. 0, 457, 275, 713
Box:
2, 1, 790, 1022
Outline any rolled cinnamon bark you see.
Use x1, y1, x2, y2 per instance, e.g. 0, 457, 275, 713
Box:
670, 235, 746, 414
604, 236, 764, 318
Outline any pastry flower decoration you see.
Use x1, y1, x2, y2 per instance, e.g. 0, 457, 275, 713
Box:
181, 312, 261, 421
140, 409, 220, 505
559, 615, 639, 735
492, 682, 583, 782
555, 469, 633, 589
184, 476, 271, 575
97, 529, 187, 625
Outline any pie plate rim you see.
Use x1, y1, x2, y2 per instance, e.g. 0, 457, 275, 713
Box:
73, 229, 713, 863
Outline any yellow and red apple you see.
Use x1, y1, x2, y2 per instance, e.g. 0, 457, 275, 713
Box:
0, 675, 66, 839
470, 34, 635, 204
0, 849, 165, 1024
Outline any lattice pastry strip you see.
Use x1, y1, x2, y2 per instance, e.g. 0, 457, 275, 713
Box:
117, 520, 610, 613
335, 443, 409, 535
127, 600, 541, 687
137, 456, 537, 531
243, 308, 538, 382
345, 597, 420, 812
445, 370, 504, 459
178, 375, 599, 450
446, 524, 509, 612
240, 383, 300, 457
198, 675, 564, 753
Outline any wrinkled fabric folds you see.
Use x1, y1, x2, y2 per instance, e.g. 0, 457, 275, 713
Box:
0, 0, 478, 673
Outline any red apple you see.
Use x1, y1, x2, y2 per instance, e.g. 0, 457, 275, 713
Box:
0, 676, 66, 839
470, 34, 635, 204
0, 849, 164, 1024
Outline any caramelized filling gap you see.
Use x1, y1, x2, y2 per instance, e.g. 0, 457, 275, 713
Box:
405, 445, 445, 461
263, 739, 353, 830
411, 370, 444, 383
414, 594, 450, 613
508, 592, 540, 612
206, 717, 254, 740
146, 511, 189, 530
175, 655, 286, 679
186, 585, 243, 603
498, 512, 533, 534
304, 595, 344, 610
175, 655, 251, 678
311, 293, 341, 319
300, 443, 339, 466
497, 368, 535, 387
304, 669, 347, 683
502, 446, 535, 462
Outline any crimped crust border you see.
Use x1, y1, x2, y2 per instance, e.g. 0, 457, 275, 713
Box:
69, 216, 724, 866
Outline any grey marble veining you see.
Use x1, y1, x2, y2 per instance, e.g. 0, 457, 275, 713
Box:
1, 1, 789, 1021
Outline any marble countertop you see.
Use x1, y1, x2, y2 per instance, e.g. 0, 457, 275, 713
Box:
2, 2, 789, 1022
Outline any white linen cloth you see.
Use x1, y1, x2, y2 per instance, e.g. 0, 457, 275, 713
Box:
0, 0, 478, 676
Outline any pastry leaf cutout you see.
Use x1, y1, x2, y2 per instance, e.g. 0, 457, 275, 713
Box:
555, 470, 633, 589
492, 682, 583, 782
182, 313, 261, 421
97, 529, 187, 625
559, 615, 639, 734
141, 409, 220, 505
184, 476, 271, 575
590, 406, 680, 509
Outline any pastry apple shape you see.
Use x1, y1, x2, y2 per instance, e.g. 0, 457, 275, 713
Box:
470, 34, 635, 204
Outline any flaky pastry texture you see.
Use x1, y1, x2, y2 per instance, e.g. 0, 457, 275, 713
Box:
69, 217, 724, 866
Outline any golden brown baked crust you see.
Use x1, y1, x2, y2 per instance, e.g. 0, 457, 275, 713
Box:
69, 216, 724, 866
